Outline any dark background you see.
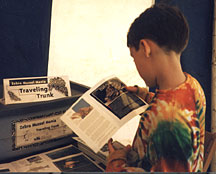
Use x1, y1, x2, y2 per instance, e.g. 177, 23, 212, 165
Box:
0, 0, 52, 82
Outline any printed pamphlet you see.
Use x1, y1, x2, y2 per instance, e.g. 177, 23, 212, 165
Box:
0, 145, 104, 172
61, 76, 148, 153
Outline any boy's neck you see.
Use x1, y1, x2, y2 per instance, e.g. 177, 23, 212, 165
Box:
154, 51, 186, 90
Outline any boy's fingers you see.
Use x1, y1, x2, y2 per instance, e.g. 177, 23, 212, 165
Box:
108, 138, 115, 153
125, 86, 138, 93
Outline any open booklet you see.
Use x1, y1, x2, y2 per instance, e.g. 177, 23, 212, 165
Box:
61, 76, 148, 153
0, 145, 104, 172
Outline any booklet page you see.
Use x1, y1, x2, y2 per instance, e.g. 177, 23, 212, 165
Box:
61, 76, 148, 153
0, 145, 104, 172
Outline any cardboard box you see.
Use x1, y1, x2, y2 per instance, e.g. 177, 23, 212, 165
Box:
0, 81, 89, 163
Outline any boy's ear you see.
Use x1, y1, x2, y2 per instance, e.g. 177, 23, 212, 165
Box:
140, 39, 151, 58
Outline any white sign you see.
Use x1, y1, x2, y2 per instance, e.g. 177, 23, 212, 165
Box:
14, 113, 73, 148
3, 76, 71, 104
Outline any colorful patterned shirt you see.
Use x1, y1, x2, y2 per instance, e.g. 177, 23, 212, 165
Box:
127, 73, 206, 172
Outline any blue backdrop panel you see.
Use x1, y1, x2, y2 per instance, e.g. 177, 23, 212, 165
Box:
156, 0, 213, 131
0, 0, 52, 84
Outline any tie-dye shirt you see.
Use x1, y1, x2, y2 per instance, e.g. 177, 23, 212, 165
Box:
126, 73, 206, 172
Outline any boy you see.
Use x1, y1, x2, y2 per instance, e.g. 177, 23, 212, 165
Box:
106, 3, 206, 172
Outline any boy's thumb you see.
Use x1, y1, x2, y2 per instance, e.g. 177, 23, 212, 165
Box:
125, 145, 132, 152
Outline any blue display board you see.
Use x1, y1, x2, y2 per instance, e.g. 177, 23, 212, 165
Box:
0, 0, 52, 84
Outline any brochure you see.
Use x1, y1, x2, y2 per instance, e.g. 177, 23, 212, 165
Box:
61, 76, 148, 153
0, 145, 104, 172
73, 136, 125, 165
3, 76, 71, 104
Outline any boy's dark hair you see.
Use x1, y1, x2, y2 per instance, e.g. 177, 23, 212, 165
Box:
127, 4, 189, 54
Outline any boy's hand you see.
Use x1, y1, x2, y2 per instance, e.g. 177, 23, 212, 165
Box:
106, 139, 131, 172
125, 86, 148, 101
